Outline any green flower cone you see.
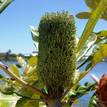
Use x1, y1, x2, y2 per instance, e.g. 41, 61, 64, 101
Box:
37, 12, 76, 98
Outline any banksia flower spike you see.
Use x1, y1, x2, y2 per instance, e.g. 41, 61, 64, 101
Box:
37, 11, 76, 99
91, 74, 107, 107
96, 74, 107, 107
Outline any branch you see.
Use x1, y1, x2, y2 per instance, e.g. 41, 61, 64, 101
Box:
77, 0, 107, 53
0, 63, 49, 98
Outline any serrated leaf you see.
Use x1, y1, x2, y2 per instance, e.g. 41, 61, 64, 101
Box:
28, 56, 38, 67
8, 64, 20, 77
76, 12, 91, 19
15, 97, 39, 107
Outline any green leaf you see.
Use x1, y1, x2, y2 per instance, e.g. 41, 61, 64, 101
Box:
16, 69, 40, 99
77, 0, 107, 53
15, 97, 39, 107
28, 56, 38, 67
88, 93, 97, 107
23, 66, 38, 84
73, 99, 79, 104
8, 64, 20, 77
77, 33, 97, 61
0, 92, 18, 107
0, 0, 13, 13
0, 100, 11, 107
96, 30, 107, 37
92, 44, 107, 65
77, 55, 92, 69
68, 82, 95, 105
30, 26, 39, 42
79, 64, 92, 81
76, 12, 91, 19
16, 87, 33, 98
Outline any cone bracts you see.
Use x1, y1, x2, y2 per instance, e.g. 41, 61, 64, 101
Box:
96, 74, 107, 107
37, 12, 76, 99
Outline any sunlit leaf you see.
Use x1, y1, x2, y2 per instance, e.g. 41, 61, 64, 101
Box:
28, 56, 38, 67
0, 100, 11, 107
30, 26, 39, 42
92, 44, 107, 65
77, 55, 92, 69
79, 63, 92, 81
0, 92, 18, 107
96, 30, 107, 37
92, 51, 103, 65
17, 56, 26, 68
23, 66, 38, 84
39, 102, 46, 107
77, 33, 97, 61
8, 64, 20, 77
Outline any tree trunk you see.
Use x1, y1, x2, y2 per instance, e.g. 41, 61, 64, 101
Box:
47, 99, 62, 107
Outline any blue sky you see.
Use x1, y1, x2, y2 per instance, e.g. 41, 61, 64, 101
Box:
0, 0, 107, 54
